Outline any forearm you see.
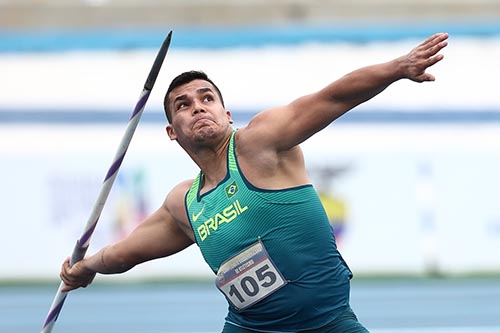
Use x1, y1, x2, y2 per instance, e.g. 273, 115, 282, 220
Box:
326, 32, 447, 108
325, 57, 404, 109
84, 244, 135, 275
59, 244, 133, 291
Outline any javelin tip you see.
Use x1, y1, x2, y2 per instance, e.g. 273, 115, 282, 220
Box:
144, 30, 173, 91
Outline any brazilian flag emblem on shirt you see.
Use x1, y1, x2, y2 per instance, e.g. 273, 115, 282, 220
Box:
225, 181, 238, 199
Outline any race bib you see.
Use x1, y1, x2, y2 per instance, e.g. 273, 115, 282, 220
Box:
215, 240, 287, 310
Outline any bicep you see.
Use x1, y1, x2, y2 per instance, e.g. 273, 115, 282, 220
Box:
245, 92, 344, 151
250, 61, 402, 151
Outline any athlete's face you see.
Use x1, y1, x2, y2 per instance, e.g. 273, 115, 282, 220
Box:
166, 79, 233, 145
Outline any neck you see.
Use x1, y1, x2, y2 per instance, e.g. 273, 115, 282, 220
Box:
188, 130, 233, 194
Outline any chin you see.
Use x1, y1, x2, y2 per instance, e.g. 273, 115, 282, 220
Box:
193, 127, 218, 143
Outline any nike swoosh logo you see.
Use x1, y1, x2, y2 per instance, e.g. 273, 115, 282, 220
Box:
192, 206, 204, 222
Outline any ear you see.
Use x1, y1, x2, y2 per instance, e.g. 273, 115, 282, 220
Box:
166, 124, 177, 140
226, 110, 234, 124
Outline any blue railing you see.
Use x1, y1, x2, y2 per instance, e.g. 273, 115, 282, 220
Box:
1, 22, 499, 53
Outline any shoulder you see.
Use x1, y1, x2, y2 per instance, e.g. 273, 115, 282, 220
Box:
236, 106, 285, 147
162, 179, 195, 220
166, 179, 195, 205
153, 179, 197, 237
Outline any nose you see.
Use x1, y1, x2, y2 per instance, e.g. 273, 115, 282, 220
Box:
192, 100, 206, 115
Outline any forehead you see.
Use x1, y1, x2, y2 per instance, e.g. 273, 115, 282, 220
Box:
170, 79, 216, 99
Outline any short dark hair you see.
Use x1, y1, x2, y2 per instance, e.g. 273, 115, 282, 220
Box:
163, 70, 225, 123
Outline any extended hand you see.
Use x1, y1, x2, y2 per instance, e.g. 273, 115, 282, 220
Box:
402, 32, 448, 82
60, 257, 96, 292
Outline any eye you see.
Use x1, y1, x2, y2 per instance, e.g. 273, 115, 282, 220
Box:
203, 95, 213, 103
177, 102, 188, 110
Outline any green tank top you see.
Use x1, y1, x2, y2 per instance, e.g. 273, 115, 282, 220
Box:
185, 131, 352, 331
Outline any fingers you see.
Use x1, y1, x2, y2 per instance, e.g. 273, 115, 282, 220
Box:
421, 35, 447, 81
60, 257, 77, 291
421, 32, 449, 50
427, 53, 444, 68
60, 257, 96, 292
405, 33, 448, 82
60, 260, 74, 292
421, 33, 448, 58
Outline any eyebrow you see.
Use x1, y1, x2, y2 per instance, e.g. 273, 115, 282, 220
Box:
172, 87, 215, 106
173, 94, 187, 106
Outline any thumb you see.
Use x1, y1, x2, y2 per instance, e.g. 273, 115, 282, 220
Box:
413, 72, 435, 83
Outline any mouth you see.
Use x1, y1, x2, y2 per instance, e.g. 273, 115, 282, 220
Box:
196, 117, 211, 122
193, 117, 213, 128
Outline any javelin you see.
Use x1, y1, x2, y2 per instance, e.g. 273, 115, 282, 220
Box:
40, 30, 173, 333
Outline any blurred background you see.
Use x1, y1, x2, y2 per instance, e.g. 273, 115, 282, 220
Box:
1, 1, 500, 332
1, 0, 499, 282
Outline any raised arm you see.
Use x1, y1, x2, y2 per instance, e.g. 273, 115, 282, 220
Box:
244, 32, 448, 151
60, 182, 194, 291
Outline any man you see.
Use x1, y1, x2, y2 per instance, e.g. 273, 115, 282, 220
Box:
61, 32, 448, 332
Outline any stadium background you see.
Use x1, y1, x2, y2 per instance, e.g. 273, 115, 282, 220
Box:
1, 0, 499, 282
